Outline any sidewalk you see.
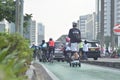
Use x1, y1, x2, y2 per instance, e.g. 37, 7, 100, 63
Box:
81, 57, 120, 69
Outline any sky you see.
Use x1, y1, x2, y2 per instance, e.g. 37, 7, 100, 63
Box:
24, 0, 96, 41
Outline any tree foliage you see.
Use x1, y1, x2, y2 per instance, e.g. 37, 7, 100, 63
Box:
0, 33, 33, 80
0, 0, 32, 23
0, 0, 15, 22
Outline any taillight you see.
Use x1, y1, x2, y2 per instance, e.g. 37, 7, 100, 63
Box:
95, 48, 100, 51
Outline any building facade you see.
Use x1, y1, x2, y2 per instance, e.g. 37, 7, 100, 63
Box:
0, 19, 9, 33
79, 13, 96, 40
30, 20, 37, 45
96, 0, 120, 47
37, 23, 45, 45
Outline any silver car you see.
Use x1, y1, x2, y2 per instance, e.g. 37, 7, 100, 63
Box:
53, 41, 65, 62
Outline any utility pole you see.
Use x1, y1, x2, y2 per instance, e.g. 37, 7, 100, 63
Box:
15, 0, 20, 33
111, 0, 115, 51
20, 0, 24, 36
15, 0, 24, 36
100, 0, 104, 53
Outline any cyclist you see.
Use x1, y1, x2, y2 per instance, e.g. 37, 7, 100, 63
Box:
48, 38, 55, 62
40, 40, 48, 62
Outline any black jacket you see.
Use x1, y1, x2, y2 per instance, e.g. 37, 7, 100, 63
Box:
68, 27, 81, 43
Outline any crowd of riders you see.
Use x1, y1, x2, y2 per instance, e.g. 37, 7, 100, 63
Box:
31, 38, 55, 62
31, 22, 90, 63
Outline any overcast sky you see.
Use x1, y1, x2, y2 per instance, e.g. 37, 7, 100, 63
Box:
24, 0, 96, 41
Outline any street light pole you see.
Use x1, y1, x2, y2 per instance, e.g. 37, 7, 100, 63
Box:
111, 0, 115, 51
15, 0, 20, 33
100, 0, 104, 52
20, 0, 24, 36
15, 0, 24, 36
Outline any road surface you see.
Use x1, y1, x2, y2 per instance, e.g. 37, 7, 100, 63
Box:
41, 61, 120, 80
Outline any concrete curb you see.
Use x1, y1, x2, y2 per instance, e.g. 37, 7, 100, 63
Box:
40, 63, 60, 80
33, 61, 60, 80
81, 60, 120, 69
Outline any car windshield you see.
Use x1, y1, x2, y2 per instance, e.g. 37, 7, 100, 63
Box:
87, 42, 99, 47
55, 42, 63, 49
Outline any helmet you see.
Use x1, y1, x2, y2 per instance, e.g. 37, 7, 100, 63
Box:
72, 22, 77, 27
49, 38, 53, 41
66, 37, 70, 42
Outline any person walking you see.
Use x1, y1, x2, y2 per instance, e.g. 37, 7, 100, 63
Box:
83, 40, 88, 60
79, 41, 84, 59
68, 22, 81, 57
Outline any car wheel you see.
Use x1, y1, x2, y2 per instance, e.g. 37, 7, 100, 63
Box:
76, 63, 77, 67
62, 59, 64, 62
70, 63, 71, 67
93, 57, 98, 60
72, 64, 74, 67
57, 59, 60, 62
79, 63, 81, 67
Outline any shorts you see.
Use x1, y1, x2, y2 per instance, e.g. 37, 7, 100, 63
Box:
70, 43, 79, 52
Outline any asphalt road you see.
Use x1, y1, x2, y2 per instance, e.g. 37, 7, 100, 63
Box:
42, 61, 120, 80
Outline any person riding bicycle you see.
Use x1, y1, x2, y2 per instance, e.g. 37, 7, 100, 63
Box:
40, 40, 48, 62
64, 37, 71, 62
48, 38, 55, 62
31, 43, 38, 60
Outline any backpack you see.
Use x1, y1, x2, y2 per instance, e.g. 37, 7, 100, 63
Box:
41, 43, 47, 51
72, 29, 81, 43
42, 43, 47, 48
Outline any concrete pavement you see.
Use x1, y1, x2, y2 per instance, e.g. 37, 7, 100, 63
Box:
81, 57, 120, 69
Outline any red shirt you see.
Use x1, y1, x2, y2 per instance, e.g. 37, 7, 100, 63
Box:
49, 40, 55, 47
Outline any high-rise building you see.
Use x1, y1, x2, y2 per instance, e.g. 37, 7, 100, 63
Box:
79, 15, 89, 39
30, 20, 37, 45
9, 22, 15, 33
0, 19, 9, 33
79, 13, 96, 40
37, 23, 45, 45
86, 12, 96, 40
96, 0, 120, 47
23, 19, 31, 40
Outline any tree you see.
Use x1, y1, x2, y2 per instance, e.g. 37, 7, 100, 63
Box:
0, 33, 33, 80
0, 0, 15, 22
0, 0, 32, 23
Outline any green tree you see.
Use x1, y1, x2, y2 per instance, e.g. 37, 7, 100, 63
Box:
0, 0, 15, 22
0, 0, 32, 23
0, 33, 33, 80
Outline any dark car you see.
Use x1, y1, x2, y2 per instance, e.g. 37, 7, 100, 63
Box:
86, 40, 101, 60
53, 41, 65, 62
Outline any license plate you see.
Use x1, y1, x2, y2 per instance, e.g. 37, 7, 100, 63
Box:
55, 51, 62, 53
90, 48, 95, 51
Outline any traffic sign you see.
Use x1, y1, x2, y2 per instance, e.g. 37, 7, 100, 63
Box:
113, 24, 120, 35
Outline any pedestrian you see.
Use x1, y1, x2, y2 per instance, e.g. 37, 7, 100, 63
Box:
68, 22, 81, 58
79, 41, 84, 59
105, 47, 110, 57
83, 40, 88, 60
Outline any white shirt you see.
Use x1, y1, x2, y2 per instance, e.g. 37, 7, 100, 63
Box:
65, 42, 71, 51
83, 43, 89, 52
